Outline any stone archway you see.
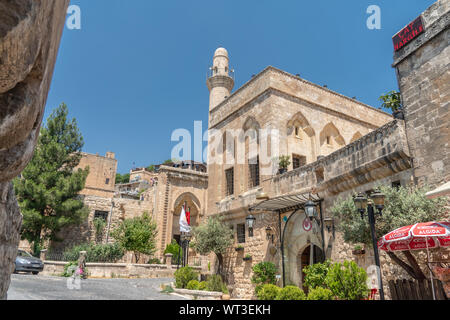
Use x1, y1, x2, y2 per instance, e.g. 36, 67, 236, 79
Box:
282, 210, 324, 288
172, 192, 201, 240
170, 192, 202, 266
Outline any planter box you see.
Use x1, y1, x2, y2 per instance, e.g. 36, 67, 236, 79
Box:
352, 249, 366, 255
243, 257, 252, 261
235, 247, 244, 252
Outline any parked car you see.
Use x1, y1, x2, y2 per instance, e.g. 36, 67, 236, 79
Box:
14, 250, 44, 275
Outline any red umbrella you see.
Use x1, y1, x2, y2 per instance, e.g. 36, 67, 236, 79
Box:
378, 221, 450, 300
378, 221, 450, 251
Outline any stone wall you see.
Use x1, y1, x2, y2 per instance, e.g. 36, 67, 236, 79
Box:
76, 152, 118, 198
393, 0, 450, 188
42, 261, 201, 279
207, 66, 393, 217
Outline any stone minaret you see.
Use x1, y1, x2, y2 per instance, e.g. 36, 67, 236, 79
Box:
207, 47, 234, 112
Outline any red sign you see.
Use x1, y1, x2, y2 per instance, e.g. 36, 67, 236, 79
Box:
393, 16, 424, 52
303, 218, 312, 232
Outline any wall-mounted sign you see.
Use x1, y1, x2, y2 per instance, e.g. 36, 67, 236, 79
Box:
303, 218, 312, 232
393, 16, 425, 52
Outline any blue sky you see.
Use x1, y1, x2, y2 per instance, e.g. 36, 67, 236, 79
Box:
44, 0, 435, 174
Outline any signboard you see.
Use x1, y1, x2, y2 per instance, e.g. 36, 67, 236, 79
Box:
393, 16, 425, 52
303, 218, 312, 232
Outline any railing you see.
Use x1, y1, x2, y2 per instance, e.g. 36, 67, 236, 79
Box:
207, 67, 235, 80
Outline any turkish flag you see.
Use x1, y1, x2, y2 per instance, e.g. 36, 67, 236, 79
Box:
185, 207, 190, 225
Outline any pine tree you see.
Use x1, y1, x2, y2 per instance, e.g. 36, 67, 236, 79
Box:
13, 103, 89, 255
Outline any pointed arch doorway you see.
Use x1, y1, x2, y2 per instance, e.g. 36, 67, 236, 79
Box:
282, 210, 324, 289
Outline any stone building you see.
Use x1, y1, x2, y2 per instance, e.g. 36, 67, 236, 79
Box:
204, 0, 449, 299
44, 152, 208, 264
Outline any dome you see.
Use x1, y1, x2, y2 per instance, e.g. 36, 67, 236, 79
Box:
214, 47, 228, 58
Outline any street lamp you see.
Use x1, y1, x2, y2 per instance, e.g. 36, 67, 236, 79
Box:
246, 214, 256, 237
265, 226, 274, 243
304, 200, 318, 222
353, 189, 386, 300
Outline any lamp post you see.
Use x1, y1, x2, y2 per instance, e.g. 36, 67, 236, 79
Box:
180, 232, 192, 267
353, 189, 385, 300
246, 214, 256, 237
304, 200, 318, 222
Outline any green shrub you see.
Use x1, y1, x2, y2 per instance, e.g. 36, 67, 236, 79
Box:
256, 284, 281, 300
206, 274, 228, 294
164, 240, 182, 265
63, 243, 125, 263
303, 260, 332, 289
251, 262, 277, 286
307, 287, 335, 300
276, 286, 306, 300
148, 258, 161, 264
198, 281, 207, 291
174, 266, 198, 289
325, 261, 369, 300
62, 261, 78, 277
186, 280, 200, 290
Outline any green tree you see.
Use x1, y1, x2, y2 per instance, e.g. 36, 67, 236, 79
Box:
192, 215, 234, 275
13, 103, 89, 255
115, 173, 130, 184
331, 185, 447, 280
111, 212, 158, 263
379, 90, 402, 112
164, 240, 182, 265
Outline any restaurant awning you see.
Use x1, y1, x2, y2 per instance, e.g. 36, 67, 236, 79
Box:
249, 192, 322, 213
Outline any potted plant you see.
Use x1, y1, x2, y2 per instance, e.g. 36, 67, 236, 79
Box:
278, 155, 291, 174
235, 245, 244, 252
243, 254, 252, 261
352, 244, 365, 256
379, 91, 404, 120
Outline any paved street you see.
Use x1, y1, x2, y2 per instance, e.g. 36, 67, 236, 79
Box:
7, 274, 187, 300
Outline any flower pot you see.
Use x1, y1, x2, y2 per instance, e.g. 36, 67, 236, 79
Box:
352, 249, 366, 256
278, 168, 287, 175
235, 247, 244, 252
243, 257, 252, 262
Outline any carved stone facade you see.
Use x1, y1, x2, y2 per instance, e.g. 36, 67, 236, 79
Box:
206, 0, 449, 299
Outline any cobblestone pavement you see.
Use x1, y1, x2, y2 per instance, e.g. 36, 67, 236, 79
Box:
7, 274, 188, 300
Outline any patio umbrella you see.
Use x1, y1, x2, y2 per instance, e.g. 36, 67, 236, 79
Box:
378, 221, 450, 300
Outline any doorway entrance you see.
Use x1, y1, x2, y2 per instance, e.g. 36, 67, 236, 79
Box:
298, 244, 324, 292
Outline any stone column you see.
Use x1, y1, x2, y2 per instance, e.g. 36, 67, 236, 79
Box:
165, 253, 173, 266
40, 249, 48, 261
